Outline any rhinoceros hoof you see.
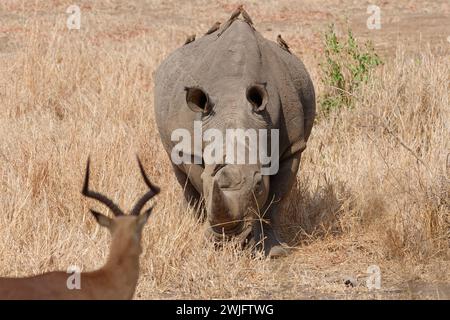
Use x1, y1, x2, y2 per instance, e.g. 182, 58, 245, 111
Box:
249, 224, 291, 258
268, 245, 290, 259
246, 233, 290, 258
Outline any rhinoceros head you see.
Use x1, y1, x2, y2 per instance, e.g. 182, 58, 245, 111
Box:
184, 80, 275, 237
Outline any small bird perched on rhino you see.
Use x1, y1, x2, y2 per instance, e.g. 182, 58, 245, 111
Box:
205, 21, 221, 35
229, 4, 244, 21
154, 8, 315, 258
217, 5, 242, 37
277, 34, 291, 53
218, 4, 255, 37
184, 34, 196, 45
241, 7, 254, 27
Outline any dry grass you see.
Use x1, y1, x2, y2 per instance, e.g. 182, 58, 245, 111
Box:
0, 0, 448, 299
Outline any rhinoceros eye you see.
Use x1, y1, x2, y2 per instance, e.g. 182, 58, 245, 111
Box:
246, 84, 268, 112
185, 87, 211, 113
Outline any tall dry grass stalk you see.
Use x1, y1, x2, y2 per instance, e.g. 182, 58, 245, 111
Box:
0, 11, 448, 299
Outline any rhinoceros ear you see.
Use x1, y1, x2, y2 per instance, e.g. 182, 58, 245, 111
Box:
246, 83, 268, 112
184, 87, 212, 114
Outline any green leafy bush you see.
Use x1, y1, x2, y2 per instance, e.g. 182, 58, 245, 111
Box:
319, 24, 383, 114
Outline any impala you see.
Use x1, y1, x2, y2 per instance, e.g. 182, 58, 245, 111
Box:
0, 157, 159, 300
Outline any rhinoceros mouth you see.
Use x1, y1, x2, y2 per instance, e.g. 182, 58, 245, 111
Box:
210, 221, 243, 235
208, 219, 253, 242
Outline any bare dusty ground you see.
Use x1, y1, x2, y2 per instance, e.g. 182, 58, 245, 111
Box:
0, 0, 449, 299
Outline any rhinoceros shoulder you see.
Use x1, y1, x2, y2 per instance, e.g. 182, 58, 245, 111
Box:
256, 34, 316, 143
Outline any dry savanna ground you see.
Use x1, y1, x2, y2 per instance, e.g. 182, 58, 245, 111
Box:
0, 0, 449, 299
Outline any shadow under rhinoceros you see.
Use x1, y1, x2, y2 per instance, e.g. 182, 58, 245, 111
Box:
276, 175, 350, 247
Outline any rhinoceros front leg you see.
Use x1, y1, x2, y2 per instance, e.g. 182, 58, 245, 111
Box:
172, 164, 204, 216
252, 151, 301, 258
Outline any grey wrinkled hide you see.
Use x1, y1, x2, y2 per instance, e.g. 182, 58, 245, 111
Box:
154, 20, 315, 257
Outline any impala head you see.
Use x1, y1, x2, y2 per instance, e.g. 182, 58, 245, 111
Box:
81, 156, 160, 253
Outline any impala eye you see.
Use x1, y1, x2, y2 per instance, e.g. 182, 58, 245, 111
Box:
185, 87, 211, 113
246, 84, 268, 112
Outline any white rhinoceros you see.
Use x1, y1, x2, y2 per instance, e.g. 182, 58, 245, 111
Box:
154, 16, 315, 257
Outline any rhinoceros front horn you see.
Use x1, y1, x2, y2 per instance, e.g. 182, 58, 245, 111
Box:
210, 180, 226, 221
207, 178, 249, 239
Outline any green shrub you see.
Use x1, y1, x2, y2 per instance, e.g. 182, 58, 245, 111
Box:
319, 24, 383, 115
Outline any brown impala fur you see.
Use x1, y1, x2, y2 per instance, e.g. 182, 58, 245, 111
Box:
0, 157, 160, 300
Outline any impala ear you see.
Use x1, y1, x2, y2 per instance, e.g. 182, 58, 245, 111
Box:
90, 209, 113, 229
136, 206, 153, 233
